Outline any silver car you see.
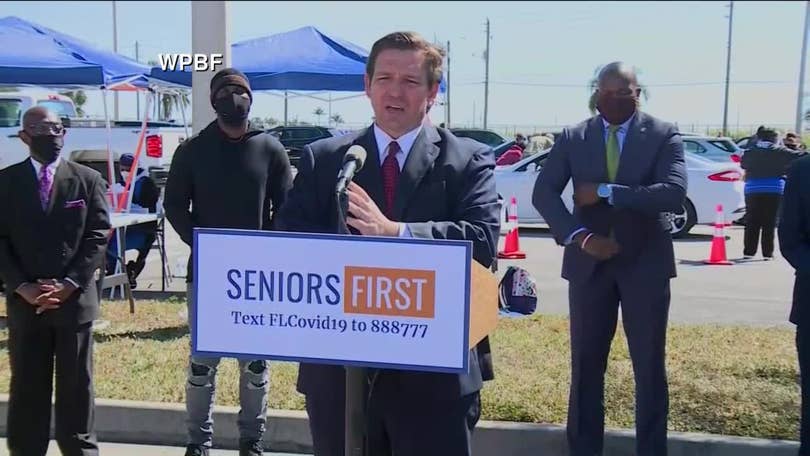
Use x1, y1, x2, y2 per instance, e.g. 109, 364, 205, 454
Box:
681, 134, 742, 163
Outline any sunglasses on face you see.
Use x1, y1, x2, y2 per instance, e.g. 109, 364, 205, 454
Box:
25, 122, 65, 136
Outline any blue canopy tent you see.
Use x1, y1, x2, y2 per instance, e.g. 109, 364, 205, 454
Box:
0, 16, 154, 88
149, 26, 446, 125
0, 15, 188, 210
150, 26, 369, 91
150, 26, 447, 92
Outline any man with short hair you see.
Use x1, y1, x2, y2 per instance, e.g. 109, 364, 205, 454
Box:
0, 106, 110, 456
533, 62, 687, 456
276, 31, 499, 456
164, 68, 294, 456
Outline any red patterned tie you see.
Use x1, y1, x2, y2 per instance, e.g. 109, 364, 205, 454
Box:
381, 141, 401, 219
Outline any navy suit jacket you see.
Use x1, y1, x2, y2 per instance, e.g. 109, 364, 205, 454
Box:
275, 124, 500, 399
779, 156, 810, 326
532, 112, 687, 284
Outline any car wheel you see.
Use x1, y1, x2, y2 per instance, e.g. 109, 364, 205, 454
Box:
666, 199, 696, 238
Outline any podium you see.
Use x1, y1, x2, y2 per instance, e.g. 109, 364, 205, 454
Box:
190, 228, 499, 455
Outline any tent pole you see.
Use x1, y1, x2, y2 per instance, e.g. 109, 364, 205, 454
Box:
179, 89, 191, 139
101, 88, 116, 211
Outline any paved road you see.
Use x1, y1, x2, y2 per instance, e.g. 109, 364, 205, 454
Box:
129, 221, 795, 327
0, 439, 305, 455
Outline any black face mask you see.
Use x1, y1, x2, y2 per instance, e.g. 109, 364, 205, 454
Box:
29, 135, 63, 164
596, 94, 638, 125
214, 93, 251, 127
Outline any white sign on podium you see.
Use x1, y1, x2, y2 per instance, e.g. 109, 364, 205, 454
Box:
191, 228, 473, 374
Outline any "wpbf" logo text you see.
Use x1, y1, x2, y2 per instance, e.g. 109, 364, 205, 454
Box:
157, 53, 224, 72
344, 266, 435, 318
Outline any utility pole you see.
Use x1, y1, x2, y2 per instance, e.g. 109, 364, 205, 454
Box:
483, 18, 491, 130
446, 40, 451, 127
135, 41, 140, 120
722, 1, 734, 137
112, 0, 119, 121
795, 0, 809, 134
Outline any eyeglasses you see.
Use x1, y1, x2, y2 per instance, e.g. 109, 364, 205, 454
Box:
25, 122, 65, 136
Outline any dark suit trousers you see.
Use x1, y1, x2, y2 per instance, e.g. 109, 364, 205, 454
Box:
365, 372, 480, 456
304, 371, 481, 456
7, 319, 98, 456
743, 193, 782, 257
567, 264, 670, 456
798, 326, 810, 455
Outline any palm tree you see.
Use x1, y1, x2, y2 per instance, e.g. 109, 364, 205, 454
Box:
313, 107, 325, 125
587, 64, 649, 115
158, 92, 189, 121
330, 113, 344, 126
60, 90, 87, 117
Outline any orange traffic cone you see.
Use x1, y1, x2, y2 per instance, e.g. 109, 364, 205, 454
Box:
704, 204, 733, 265
499, 196, 526, 259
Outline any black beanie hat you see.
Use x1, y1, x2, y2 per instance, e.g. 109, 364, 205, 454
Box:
210, 68, 252, 106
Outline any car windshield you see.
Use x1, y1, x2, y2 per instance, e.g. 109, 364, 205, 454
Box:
0, 98, 22, 127
708, 139, 740, 153
37, 100, 76, 118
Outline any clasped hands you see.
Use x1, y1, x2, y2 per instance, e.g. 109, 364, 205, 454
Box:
16, 279, 77, 314
572, 182, 620, 261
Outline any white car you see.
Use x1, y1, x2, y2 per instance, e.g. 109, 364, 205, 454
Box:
494, 150, 745, 238
0, 89, 187, 171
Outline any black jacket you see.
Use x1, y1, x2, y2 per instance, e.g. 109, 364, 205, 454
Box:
741, 144, 805, 179
164, 121, 293, 282
0, 159, 111, 326
779, 156, 810, 325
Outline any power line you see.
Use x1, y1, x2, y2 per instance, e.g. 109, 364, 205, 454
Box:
456, 80, 794, 88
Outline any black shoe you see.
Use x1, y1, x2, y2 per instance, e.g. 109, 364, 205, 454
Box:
239, 440, 264, 456
184, 445, 209, 456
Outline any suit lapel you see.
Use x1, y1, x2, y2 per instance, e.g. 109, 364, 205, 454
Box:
393, 126, 440, 220
352, 126, 386, 210
19, 159, 45, 219
615, 112, 648, 183
46, 161, 77, 216
585, 117, 608, 182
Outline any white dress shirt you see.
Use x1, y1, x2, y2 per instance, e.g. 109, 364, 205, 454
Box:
372, 124, 424, 237
30, 156, 61, 179
373, 123, 422, 171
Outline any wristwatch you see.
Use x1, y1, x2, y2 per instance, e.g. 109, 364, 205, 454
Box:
597, 183, 611, 199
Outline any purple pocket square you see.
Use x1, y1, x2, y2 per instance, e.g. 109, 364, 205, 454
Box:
64, 199, 86, 209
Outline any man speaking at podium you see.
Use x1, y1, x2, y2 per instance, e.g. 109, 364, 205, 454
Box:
276, 31, 500, 456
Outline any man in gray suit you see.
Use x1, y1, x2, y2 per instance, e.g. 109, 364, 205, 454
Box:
533, 62, 687, 456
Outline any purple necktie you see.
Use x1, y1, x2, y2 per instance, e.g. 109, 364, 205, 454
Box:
381, 141, 401, 219
38, 165, 53, 211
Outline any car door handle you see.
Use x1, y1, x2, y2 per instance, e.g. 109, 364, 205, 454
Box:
7, 134, 19, 138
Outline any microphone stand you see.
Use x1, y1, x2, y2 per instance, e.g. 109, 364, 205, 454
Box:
335, 188, 367, 456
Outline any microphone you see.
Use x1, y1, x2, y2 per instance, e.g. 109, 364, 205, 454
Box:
335, 145, 367, 194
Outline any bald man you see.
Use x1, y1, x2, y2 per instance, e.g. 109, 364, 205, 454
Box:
0, 107, 110, 456
533, 62, 687, 456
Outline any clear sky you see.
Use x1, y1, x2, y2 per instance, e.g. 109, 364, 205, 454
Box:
1, 1, 808, 134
